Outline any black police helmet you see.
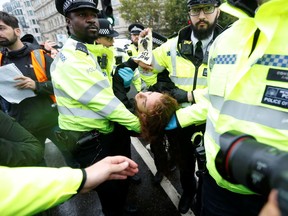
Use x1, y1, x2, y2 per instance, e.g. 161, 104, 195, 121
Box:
98, 18, 119, 38
187, 0, 221, 7
55, 0, 99, 16
128, 23, 145, 35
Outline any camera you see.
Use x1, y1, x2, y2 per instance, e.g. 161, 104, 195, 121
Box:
215, 131, 288, 215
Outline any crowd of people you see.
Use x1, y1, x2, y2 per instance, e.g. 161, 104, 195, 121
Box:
0, 0, 287, 215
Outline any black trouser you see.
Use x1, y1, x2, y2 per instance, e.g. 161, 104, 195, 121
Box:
57, 123, 131, 216
201, 172, 267, 216
168, 124, 205, 197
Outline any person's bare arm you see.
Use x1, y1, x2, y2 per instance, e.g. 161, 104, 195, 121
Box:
80, 156, 139, 193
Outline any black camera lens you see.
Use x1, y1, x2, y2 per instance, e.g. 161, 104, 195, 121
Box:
216, 131, 288, 195
215, 131, 288, 215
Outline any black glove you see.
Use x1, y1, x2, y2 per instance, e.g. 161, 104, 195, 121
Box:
170, 88, 190, 103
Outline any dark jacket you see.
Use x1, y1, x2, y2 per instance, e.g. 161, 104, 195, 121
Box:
0, 43, 58, 133
0, 110, 44, 166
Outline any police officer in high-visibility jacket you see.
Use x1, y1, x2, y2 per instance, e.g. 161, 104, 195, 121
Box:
52, 0, 140, 215
170, 0, 288, 215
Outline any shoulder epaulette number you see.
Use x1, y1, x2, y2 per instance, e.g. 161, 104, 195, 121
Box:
76, 42, 89, 55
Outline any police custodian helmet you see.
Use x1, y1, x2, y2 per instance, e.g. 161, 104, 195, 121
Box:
55, 0, 99, 16
98, 18, 119, 38
187, 0, 221, 7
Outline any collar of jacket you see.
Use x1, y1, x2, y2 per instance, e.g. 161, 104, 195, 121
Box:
2, 43, 32, 59
70, 34, 94, 44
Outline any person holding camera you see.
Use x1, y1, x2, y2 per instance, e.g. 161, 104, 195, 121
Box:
162, 0, 288, 215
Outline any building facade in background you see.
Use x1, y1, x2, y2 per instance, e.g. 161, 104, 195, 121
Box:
2, 0, 131, 45
2, 0, 42, 43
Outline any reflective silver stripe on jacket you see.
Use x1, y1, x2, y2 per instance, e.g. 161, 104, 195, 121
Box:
78, 80, 110, 105
54, 87, 73, 100
170, 76, 206, 87
133, 72, 140, 80
57, 105, 105, 119
57, 97, 121, 119
221, 100, 288, 130
33, 49, 45, 71
205, 117, 220, 144
209, 95, 288, 130
170, 38, 178, 76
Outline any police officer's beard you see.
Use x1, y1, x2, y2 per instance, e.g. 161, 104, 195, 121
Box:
192, 19, 217, 41
0, 33, 17, 47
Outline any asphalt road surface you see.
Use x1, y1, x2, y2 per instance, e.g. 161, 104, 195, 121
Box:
43, 137, 196, 216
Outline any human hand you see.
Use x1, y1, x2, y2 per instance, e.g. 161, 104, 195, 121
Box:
139, 28, 151, 38
81, 156, 139, 193
43, 40, 57, 52
259, 190, 281, 216
14, 76, 36, 90
118, 67, 134, 88
165, 114, 178, 130
170, 88, 191, 103
136, 60, 153, 72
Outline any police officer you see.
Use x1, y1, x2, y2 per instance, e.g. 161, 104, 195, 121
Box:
96, 18, 119, 48
126, 23, 145, 57
170, 0, 288, 215
96, 18, 142, 184
52, 0, 140, 215
129, 0, 223, 214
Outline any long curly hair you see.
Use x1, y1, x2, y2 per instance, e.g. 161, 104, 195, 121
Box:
136, 93, 179, 144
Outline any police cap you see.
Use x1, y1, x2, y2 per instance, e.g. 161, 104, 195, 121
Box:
55, 0, 99, 16
187, 0, 221, 7
128, 23, 144, 35
98, 19, 119, 38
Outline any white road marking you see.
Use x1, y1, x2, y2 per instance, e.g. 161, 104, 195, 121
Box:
131, 137, 194, 216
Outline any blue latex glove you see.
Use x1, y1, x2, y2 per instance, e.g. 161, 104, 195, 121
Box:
118, 67, 134, 88
165, 114, 178, 130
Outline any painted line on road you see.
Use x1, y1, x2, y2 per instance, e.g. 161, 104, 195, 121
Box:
131, 137, 194, 216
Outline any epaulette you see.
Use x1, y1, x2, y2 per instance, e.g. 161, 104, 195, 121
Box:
76, 42, 89, 55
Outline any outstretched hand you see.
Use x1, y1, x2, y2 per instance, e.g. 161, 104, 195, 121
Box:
81, 156, 139, 193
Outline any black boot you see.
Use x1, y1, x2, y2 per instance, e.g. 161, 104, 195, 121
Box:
178, 192, 193, 214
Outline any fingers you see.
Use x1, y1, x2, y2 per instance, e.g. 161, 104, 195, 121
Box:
14, 76, 36, 90
140, 28, 152, 37
259, 190, 280, 216
108, 156, 138, 169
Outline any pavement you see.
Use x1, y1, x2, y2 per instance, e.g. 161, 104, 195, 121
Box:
43, 137, 196, 216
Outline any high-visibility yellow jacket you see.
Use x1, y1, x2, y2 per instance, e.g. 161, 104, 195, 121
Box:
176, 0, 288, 194
87, 44, 115, 84
0, 166, 82, 215
151, 25, 222, 107
51, 38, 140, 134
